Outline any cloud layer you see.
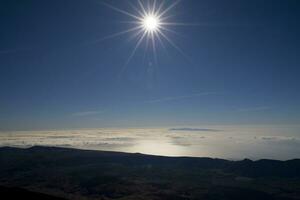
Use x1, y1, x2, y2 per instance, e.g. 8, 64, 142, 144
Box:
1, 126, 299, 160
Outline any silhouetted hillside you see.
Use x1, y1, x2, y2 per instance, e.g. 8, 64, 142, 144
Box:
0, 146, 299, 200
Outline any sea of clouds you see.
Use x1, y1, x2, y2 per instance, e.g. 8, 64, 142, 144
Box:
0, 125, 299, 160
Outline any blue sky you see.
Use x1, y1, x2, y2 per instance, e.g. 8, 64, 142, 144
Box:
0, 0, 299, 130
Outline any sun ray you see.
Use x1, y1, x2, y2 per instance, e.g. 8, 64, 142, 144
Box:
162, 22, 202, 26
158, 0, 181, 18
155, 0, 166, 16
100, 26, 141, 40
100, 1, 142, 20
152, 0, 157, 15
143, 33, 151, 61
127, 28, 144, 43
116, 30, 147, 79
150, 31, 158, 65
125, 31, 148, 67
127, 0, 144, 17
160, 13, 178, 21
157, 30, 191, 62
156, 32, 168, 54
116, 20, 141, 25
84, 26, 141, 45
159, 26, 183, 37
137, 0, 148, 16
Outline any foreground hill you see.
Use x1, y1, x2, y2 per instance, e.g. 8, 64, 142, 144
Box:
0, 146, 299, 199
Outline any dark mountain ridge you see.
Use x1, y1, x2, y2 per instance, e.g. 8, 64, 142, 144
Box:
0, 146, 299, 200
1, 146, 299, 178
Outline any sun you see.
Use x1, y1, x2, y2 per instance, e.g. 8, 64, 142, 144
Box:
142, 15, 160, 32
99, 0, 189, 66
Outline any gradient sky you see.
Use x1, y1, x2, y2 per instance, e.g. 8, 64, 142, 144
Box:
0, 0, 300, 130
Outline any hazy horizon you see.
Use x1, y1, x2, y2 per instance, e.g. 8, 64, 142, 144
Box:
1, 124, 300, 160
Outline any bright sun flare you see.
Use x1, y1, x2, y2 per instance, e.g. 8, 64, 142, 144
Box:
100, 0, 190, 66
142, 15, 160, 32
